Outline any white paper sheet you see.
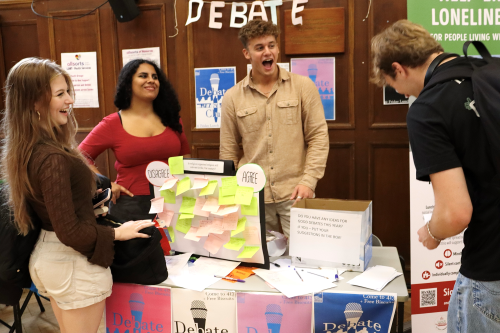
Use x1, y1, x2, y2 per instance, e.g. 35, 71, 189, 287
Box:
347, 265, 403, 291
164, 252, 192, 276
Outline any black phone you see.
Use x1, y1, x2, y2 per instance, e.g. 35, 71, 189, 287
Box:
92, 188, 111, 208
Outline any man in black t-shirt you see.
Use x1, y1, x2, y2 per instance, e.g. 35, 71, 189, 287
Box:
372, 20, 500, 332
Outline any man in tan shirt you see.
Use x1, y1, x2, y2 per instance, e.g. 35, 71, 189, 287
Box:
220, 20, 329, 238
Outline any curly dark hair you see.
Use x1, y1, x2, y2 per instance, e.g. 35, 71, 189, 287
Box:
114, 59, 183, 133
238, 19, 280, 48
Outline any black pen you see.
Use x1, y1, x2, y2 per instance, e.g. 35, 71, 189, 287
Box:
294, 268, 303, 282
271, 262, 280, 267
303, 270, 329, 279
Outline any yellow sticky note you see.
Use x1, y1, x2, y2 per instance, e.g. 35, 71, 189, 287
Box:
179, 213, 195, 219
167, 226, 175, 243
199, 180, 218, 196
219, 194, 235, 206
176, 177, 191, 196
234, 186, 254, 205
241, 197, 258, 216
237, 245, 260, 258
179, 197, 196, 214
223, 237, 246, 251
161, 189, 176, 204
175, 218, 192, 234
221, 176, 237, 195
231, 217, 247, 236
168, 156, 184, 175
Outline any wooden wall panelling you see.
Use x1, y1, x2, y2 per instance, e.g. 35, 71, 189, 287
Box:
315, 142, 355, 200
368, 0, 408, 129
369, 142, 410, 267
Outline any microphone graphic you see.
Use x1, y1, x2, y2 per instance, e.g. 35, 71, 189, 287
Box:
191, 300, 208, 331
265, 304, 283, 333
210, 73, 221, 122
129, 293, 145, 333
344, 302, 363, 331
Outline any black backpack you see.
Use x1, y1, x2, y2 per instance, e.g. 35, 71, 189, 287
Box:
423, 41, 500, 171
0, 185, 41, 289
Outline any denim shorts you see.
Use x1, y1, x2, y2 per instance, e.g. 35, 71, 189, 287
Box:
29, 230, 112, 310
448, 272, 500, 332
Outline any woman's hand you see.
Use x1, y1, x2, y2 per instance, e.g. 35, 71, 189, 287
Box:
111, 182, 134, 204
114, 220, 155, 241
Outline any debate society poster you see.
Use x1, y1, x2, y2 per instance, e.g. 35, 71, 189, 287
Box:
291, 57, 335, 120
195, 67, 236, 129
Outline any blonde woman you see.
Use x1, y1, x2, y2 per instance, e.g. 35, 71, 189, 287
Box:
1, 57, 154, 333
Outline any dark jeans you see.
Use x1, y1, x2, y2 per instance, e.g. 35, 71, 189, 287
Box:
109, 195, 156, 221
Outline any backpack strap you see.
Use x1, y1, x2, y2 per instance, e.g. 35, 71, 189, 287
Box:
424, 53, 460, 87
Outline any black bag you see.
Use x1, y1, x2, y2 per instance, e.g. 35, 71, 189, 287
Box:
97, 215, 168, 285
0, 185, 41, 289
424, 41, 500, 171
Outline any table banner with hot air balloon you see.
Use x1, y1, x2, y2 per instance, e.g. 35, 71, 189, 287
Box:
313, 291, 397, 333
171, 288, 237, 333
195, 67, 236, 129
105, 283, 172, 333
236, 292, 313, 333
290, 57, 335, 120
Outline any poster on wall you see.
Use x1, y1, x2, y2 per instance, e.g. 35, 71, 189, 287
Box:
409, 149, 464, 333
171, 288, 236, 333
408, 0, 500, 55
195, 67, 236, 129
122, 47, 161, 67
106, 283, 172, 333
314, 291, 397, 333
291, 57, 335, 120
236, 292, 313, 333
61, 52, 99, 108
383, 85, 409, 105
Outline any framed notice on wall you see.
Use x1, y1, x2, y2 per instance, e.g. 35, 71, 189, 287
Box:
61, 52, 99, 108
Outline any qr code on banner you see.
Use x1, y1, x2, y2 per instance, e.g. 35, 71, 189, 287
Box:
420, 288, 437, 308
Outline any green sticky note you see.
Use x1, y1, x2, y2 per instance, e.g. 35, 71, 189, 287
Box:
241, 197, 258, 216
168, 156, 184, 175
176, 177, 191, 196
221, 176, 237, 195
179, 213, 195, 219
167, 226, 175, 243
175, 218, 192, 234
237, 245, 260, 258
231, 217, 247, 236
179, 197, 196, 214
223, 237, 246, 251
161, 189, 176, 204
199, 180, 218, 196
219, 194, 235, 206
234, 186, 254, 205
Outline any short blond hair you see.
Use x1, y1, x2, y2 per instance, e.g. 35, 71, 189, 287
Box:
238, 19, 280, 48
371, 20, 443, 86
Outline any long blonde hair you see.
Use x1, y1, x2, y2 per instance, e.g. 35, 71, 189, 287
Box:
2, 57, 90, 235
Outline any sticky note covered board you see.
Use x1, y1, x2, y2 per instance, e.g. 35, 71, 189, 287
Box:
237, 245, 260, 258
241, 197, 258, 216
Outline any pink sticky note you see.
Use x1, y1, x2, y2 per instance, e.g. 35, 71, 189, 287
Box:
213, 204, 240, 216
184, 227, 202, 242
157, 210, 174, 227
204, 233, 226, 254
193, 197, 210, 217
195, 220, 212, 236
222, 212, 239, 230
191, 178, 209, 189
220, 230, 231, 243
243, 226, 260, 245
210, 219, 224, 234
149, 197, 165, 214
202, 196, 220, 213
160, 177, 178, 191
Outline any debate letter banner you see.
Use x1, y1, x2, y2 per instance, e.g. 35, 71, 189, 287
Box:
106, 283, 172, 333
236, 292, 313, 333
314, 291, 397, 333
409, 149, 464, 333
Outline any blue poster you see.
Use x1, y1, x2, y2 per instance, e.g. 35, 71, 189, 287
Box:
314, 291, 396, 333
195, 67, 236, 129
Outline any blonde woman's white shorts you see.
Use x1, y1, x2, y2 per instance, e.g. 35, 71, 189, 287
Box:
29, 229, 112, 310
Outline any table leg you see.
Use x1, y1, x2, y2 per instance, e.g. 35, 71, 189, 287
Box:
397, 301, 405, 333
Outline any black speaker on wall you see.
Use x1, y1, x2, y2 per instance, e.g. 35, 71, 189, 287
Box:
108, 0, 140, 22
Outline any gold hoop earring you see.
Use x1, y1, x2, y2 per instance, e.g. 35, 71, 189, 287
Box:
36, 111, 40, 121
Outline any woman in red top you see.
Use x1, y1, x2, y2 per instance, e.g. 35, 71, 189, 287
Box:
79, 59, 190, 221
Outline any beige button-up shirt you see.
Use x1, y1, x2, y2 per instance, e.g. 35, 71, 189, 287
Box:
220, 69, 329, 203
